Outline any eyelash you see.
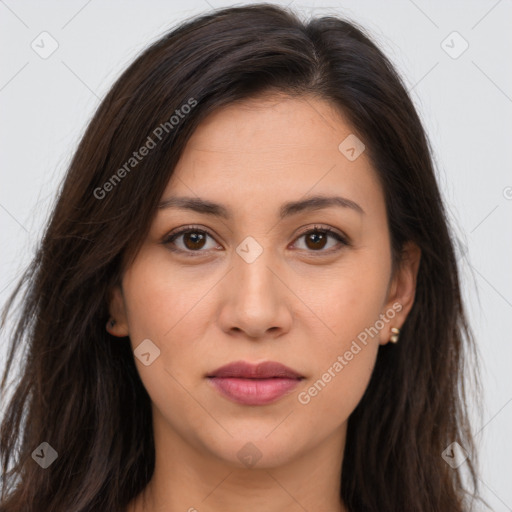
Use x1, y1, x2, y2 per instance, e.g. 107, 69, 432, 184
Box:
161, 224, 350, 257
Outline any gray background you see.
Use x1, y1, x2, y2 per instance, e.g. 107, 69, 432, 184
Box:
1, 0, 511, 510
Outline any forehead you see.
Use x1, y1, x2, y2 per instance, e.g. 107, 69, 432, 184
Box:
163, 94, 383, 219
181, 94, 353, 159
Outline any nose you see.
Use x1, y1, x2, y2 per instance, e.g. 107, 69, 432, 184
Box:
217, 246, 293, 340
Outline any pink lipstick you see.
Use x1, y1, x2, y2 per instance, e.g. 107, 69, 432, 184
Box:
207, 360, 304, 406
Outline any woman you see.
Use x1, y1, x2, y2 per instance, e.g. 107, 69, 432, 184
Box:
0, 4, 484, 511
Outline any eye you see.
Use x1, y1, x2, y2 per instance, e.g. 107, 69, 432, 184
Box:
292, 225, 349, 253
162, 226, 220, 256
161, 224, 349, 257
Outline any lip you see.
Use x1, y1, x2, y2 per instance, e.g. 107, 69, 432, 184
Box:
207, 360, 304, 406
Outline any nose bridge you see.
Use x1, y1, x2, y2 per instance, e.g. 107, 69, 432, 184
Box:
233, 234, 280, 306
218, 234, 291, 337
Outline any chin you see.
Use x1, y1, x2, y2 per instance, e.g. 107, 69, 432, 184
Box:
196, 429, 306, 470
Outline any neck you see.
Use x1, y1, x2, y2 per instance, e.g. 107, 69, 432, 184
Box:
128, 408, 348, 512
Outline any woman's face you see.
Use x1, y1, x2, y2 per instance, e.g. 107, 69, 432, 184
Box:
110, 94, 419, 469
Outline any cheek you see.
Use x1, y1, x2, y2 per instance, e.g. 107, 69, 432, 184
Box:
296, 270, 386, 413
121, 251, 219, 398
309, 259, 390, 345
120, 255, 207, 421
295, 341, 378, 434
121, 250, 213, 343
293, 258, 388, 419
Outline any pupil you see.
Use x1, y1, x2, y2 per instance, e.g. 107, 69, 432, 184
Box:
185, 232, 205, 250
307, 232, 326, 250
182, 231, 328, 251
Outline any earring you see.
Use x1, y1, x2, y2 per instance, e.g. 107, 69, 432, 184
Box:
107, 318, 116, 331
389, 327, 400, 343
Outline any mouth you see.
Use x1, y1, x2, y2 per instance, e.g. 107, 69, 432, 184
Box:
206, 360, 304, 406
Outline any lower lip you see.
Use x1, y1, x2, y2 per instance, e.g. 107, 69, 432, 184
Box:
207, 377, 301, 405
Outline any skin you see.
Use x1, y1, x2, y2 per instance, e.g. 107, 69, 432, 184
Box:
110, 93, 421, 512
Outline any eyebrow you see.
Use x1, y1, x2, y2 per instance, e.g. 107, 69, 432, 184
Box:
157, 194, 365, 219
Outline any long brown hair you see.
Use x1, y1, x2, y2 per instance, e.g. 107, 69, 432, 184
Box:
1, 4, 484, 511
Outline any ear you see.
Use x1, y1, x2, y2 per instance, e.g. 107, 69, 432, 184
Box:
379, 241, 421, 345
106, 283, 130, 337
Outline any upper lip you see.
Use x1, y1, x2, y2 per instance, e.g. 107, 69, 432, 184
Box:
207, 360, 304, 379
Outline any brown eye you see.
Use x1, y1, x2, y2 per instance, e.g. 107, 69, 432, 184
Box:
293, 227, 348, 253
304, 231, 329, 250
163, 227, 219, 255
163, 225, 348, 258
182, 231, 207, 250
